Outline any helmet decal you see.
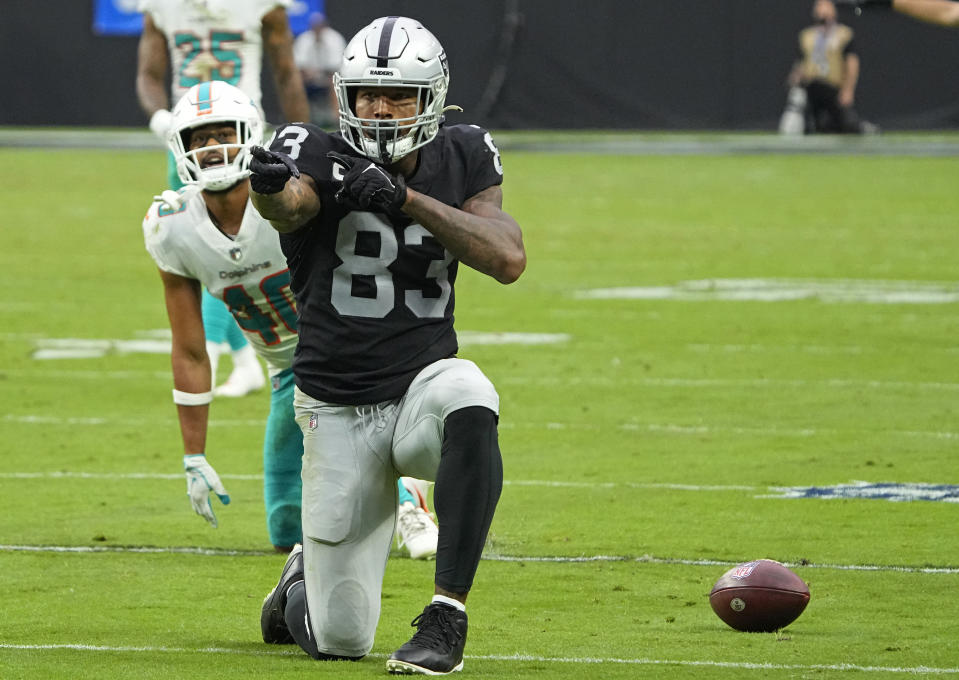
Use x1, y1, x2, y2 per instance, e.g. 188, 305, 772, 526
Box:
195, 81, 214, 116
375, 16, 399, 67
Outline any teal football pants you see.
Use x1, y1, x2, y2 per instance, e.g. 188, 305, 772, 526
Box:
264, 369, 304, 549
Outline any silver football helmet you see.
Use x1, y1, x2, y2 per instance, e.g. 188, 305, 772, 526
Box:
168, 81, 263, 191
334, 16, 450, 164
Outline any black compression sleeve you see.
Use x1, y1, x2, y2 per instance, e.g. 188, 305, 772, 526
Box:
433, 406, 503, 594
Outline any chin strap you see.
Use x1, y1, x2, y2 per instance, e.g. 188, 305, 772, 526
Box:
438, 105, 464, 130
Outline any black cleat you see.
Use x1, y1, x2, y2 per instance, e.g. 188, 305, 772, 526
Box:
260, 543, 304, 644
386, 603, 468, 675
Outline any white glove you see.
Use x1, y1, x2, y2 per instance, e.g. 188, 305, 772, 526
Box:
183, 454, 231, 528
149, 108, 173, 142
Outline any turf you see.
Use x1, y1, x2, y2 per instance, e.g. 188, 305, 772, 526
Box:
0, 137, 957, 678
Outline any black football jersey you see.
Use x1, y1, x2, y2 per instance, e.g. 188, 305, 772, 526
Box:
268, 123, 504, 405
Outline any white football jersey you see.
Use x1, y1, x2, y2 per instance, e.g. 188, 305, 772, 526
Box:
139, 0, 291, 113
142, 192, 297, 371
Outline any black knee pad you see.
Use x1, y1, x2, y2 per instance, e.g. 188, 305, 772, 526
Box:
284, 581, 364, 661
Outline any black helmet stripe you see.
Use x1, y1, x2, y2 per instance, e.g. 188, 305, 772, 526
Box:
375, 16, 399, 67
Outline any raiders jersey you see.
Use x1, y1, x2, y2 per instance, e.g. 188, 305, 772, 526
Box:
142, 191, 298, 371
138, 0, 290, 113
268, 123, 505, 405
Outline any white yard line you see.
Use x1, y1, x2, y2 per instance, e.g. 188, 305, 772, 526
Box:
0, 471, 260, 481
4, 413, 957, 440
0, 471, 757, 489
0, 643, 956, 673
483, 554, 959, 575
16, 331, 569, 360
11, 371, 959, 397
0, 545, 269, 556
2, 473, 957, 499
575, 278, 959, 304
497, 375, 959, 391
11, 367, 959, 392
2, 544, 957, 575
1, 414, 264, 427
687, 343, 959, 356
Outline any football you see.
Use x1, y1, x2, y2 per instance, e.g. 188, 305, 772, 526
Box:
709, 559, 810, 632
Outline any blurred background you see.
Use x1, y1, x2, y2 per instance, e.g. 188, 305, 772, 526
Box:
2, 0, 959, 131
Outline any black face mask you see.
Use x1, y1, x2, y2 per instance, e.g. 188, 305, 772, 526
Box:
813, 16, 830, 25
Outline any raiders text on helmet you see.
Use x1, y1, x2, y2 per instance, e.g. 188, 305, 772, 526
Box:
334, 16, 450, 164
168, 81, 264, 192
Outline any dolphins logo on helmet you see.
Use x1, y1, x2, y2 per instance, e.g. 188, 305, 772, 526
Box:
168, 81, 263, 191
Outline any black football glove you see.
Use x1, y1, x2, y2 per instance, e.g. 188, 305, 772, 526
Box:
249, 145, 300, 194
835, 0, 892, 14
326, 151, 407, 215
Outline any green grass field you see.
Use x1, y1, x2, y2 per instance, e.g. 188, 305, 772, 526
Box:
1, 134, 958, 679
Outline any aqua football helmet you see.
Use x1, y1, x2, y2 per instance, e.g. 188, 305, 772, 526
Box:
168, 81, 263, 191
334, 16, 450, 164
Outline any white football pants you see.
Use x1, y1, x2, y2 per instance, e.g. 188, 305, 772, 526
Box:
293, 357, 499, 657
